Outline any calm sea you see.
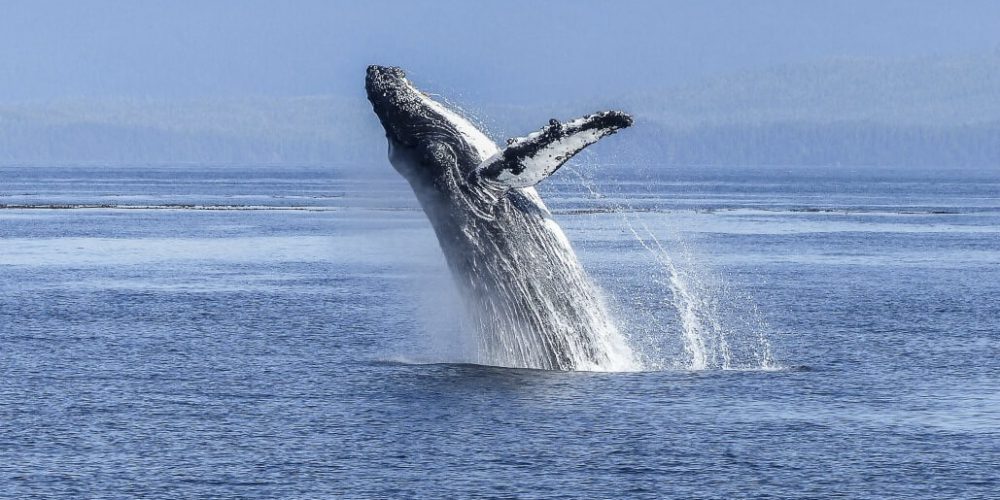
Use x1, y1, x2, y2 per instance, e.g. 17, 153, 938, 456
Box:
2, 164, 998, 498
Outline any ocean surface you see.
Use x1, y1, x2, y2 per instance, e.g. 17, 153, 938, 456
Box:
2, 164, 998, 498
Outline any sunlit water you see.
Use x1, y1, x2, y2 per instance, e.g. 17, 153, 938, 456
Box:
2, 164, 998, 498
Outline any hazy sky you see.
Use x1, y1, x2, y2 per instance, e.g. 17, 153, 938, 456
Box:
2, 0, 1000, 103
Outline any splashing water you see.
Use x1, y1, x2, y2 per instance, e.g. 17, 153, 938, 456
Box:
623, 218, 776, 370
399, 101, 773, 372
564, 166, 777, 371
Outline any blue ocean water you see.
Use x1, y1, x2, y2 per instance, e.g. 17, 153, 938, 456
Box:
1, 164, 998, 498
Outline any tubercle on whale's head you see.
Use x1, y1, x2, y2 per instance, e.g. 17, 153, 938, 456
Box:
365, 65, 418, 145
365, 65, 406, 102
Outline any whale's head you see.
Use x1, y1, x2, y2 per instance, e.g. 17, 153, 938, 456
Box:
365, 65, 420, 149
366, 65, 496, 185
366, 65, 634, 201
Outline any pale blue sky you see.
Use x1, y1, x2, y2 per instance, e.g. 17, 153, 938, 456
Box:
2, 0, 999, 103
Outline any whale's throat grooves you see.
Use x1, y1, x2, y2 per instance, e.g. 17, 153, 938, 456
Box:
468, 181, 636, 370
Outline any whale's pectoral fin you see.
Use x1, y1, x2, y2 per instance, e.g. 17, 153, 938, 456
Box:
472, 110, 632, 189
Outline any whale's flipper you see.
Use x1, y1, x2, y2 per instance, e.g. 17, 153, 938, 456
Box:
472, 111, 632, 189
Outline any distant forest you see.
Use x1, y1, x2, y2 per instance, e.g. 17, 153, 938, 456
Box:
2, 54, 998, 170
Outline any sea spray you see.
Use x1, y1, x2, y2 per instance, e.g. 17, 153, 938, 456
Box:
563, 166, 777, 370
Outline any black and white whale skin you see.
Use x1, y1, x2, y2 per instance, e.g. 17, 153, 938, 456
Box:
366, 65, 636, 371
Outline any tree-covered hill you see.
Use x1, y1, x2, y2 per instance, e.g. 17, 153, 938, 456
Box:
2, 53, 998, 169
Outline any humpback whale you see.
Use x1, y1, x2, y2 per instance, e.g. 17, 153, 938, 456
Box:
365, 65, 636, 371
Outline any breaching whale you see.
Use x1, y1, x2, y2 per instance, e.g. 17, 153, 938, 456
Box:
365, 65, 636, 371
